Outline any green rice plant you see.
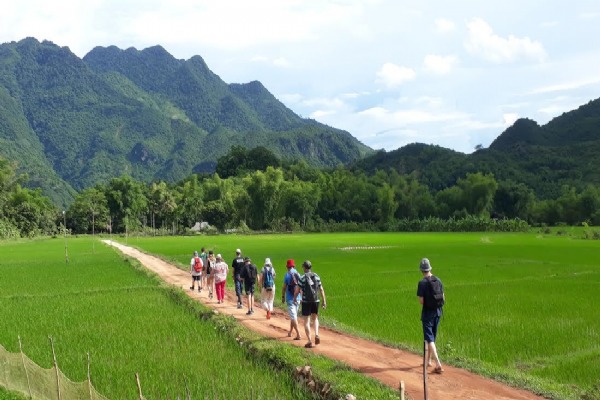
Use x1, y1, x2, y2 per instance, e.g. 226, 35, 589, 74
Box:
0, 237, 324, 399
127, 232, 600, 399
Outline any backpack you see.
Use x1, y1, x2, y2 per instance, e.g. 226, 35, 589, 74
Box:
302, 272, 318, 303
287, 271, 300, 295
263, 267, 275, 291
425, 276, 445, 309
193, 257, 203, 273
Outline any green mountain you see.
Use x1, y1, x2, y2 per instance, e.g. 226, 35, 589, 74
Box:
0, 38, 371, 206
352, 99, 600, 198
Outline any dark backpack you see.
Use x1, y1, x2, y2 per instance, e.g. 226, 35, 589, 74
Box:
303, 273, 318, 303
287, 271, 300, 296
425, 276, 445, 309
263, 267, 275, 290
247, 264, 258, 281
193, 257, 203, 273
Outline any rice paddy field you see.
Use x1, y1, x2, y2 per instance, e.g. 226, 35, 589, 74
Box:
1, 230, 599, 399
122, 231, 600, 398
0, 237, 329, 399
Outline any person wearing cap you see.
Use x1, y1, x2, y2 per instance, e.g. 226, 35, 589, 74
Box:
417, 258, 445, 374
206, 250, 216, 299
294, 260, 327, 348
189, 251, 203, 292
259, 258, 276, 319
282, 259, 302, 340
231, 249, 245, 308
240, 257, 258, 315
213, 254, 229, 304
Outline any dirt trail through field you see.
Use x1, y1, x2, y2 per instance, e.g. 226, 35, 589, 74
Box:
104, 240, 545, 400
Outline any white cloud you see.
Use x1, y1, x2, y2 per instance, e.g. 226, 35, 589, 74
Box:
529, 78, 600, 94
465, 18, 547, 63
538, 105, 567, 115
375, 63, 416, 88
435, 18, 456, 33
503, 113, 519, 127
423, 54, 458, 75
414, 96, 443, 107
310, 109, 336, 118
358, 107, 464, 124
579, 11, 600, 20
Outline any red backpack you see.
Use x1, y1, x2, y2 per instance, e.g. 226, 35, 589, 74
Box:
193, 257, 203, 273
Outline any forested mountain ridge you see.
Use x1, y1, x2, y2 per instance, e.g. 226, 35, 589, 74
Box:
0, 38, 371, 206
352, 98, 600, 199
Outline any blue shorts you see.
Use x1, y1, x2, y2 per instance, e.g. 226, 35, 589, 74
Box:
422, 315, 440, 343
286, 299, 299, 320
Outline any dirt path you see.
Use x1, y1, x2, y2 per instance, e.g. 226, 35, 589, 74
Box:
104, 240, 545, 400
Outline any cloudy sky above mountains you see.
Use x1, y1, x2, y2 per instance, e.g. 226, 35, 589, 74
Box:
2, 0, 600, 153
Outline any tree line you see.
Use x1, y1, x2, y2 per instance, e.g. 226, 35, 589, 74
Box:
1, 147, 599, 238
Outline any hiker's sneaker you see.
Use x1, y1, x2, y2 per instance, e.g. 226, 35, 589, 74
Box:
246, 310, 252, 315
198, 288, 202, 292
190, 286, 194, 290
250, 309, 254, 314
237, 303, 243, 309
315, 335, 320, 345
266, 310, 271, 319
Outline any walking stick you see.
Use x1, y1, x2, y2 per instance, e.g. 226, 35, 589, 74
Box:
423, 340, 428, 400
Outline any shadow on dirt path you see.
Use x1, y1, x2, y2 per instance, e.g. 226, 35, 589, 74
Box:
104, 240, 546, 400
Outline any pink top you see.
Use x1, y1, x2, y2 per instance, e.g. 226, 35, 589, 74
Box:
213, 261, 229, 283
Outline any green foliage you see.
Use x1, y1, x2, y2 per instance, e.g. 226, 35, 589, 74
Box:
0, 238, 325, 400
132, 232, 600, 399
0, 38, 370, 205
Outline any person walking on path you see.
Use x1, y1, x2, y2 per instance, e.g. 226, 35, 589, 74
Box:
241, 256, 258, 315
417, 257, 445, 374
294, 260, 326, 348
232, 249, 245, 309
259, 258, 276, 319
213, 254, 229, 304
189, 251, 203, 292
200, 247, 208, 291
206, 250, 216, 299
282, 259, 302, 340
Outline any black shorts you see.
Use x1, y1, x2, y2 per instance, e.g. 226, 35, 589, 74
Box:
301, 301, 319, 316
192, 275, 201, 281
244, 281, 255, 294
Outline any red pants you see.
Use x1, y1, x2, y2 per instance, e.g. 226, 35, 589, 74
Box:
215, 280, 226, 301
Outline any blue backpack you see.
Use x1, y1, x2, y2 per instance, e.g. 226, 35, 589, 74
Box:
263, 267, 274, 291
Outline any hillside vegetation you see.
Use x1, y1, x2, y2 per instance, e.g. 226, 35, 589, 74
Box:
0, 38, 371, 206
352, 98, 600, 199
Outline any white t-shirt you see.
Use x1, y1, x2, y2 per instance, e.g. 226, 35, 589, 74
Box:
190, 256, 203, 276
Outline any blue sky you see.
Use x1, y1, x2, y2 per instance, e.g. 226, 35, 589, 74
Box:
2, 0, 600, 153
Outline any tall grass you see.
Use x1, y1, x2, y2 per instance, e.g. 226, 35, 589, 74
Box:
0, 237, 320, 399
127, 232, 600, 398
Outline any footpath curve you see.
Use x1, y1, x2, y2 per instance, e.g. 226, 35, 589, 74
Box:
104, 240, 545, 400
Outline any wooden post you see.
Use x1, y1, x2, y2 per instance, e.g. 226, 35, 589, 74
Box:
399, 380, 405, 400
423, 340, 428, 400
184, 375, 190, 400
87, 352, 93, 400
135, 373, 143, 400
49, 336, 61, 400
18, 336, 33, 400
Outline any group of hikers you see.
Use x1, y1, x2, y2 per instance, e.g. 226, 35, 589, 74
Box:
189, 248, 327, 349
188, 248, 445, 371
